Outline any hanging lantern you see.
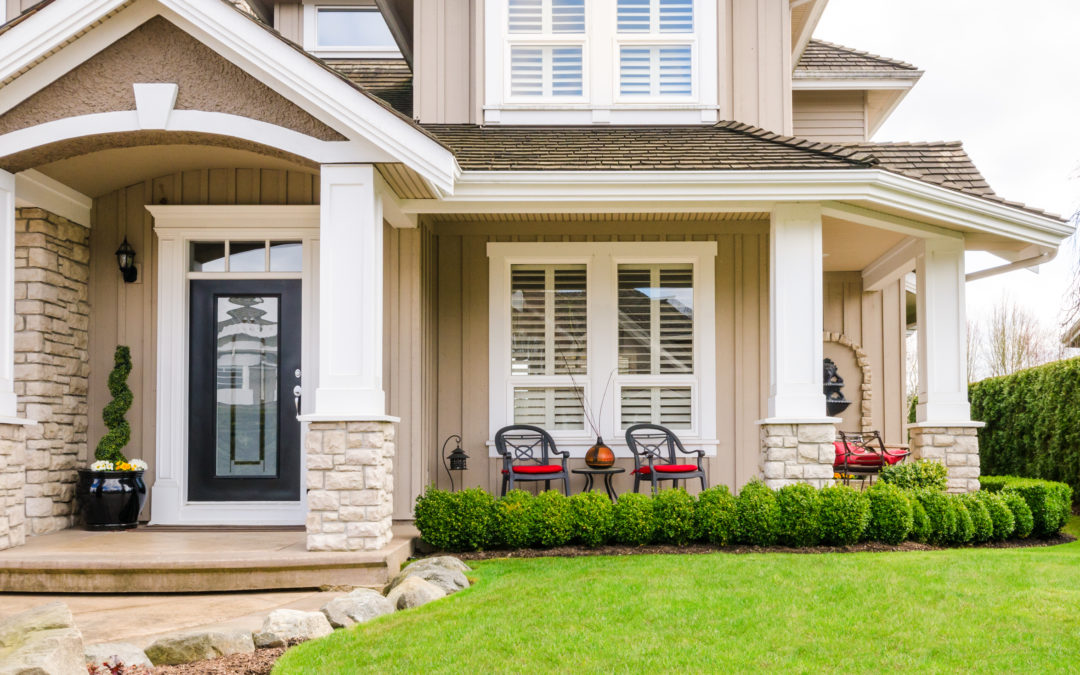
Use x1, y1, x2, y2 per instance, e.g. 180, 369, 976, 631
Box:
441, 434, 469, 491
115, 237, 138, 283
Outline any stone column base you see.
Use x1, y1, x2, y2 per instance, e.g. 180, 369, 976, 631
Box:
0, 423, 28, 551
760, 422, 836, 490
305, 420, 395, 551
909, 425, 980, 493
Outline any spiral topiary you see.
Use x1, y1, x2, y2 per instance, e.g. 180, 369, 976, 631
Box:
95, 345, 133, 465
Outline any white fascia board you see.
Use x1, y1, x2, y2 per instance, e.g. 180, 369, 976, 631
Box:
792, 74, 922, 90
0, 0, 457, 194
402, 168, 1072, 248
14, 169, 93, 227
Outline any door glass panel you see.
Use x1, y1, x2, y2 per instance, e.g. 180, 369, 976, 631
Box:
269, 241, 303, 272
191, 242, 226, 272
215, 295, 279, 477
229, 242, 266, 272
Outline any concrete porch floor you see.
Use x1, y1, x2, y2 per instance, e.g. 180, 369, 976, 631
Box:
0, 524, 418, 593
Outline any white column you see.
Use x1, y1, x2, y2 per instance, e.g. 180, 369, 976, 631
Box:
313, 164, 386, 418
0, 170, 16, 419
915, 236, 971, 422
768, 203, 826, 419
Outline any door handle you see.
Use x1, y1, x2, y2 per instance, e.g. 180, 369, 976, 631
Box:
293, 385, 302, 421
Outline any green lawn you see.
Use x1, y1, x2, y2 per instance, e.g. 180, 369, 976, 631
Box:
274, 518, 1080, 673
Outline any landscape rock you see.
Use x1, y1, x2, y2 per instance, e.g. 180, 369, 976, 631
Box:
85, 641, 153, 669
384, 575, 446, 610
386, 564, 469, 597
253, 609, 333, 648
410, 556, 471, 573
320, 589, 395, 628
144, 629, 254, 666
0, 601, 85, 675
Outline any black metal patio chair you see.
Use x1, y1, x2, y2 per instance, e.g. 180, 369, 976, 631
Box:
625, 423, 707, 494
494, 424, 571, 496
834, 430, 910, 487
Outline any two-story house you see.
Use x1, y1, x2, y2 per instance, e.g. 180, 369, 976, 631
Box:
0, 0, 1070, 555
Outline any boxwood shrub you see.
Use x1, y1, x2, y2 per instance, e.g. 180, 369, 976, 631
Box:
652, 488, 699, 545
528, 490, 574, 548
695, 485, 737, 545
414, 487, 456, 551
1002, 491, 1035, 539
493, 489, 535, 549
734, 480, 780, 546
612, 492, 656, 546
569, 491, 614, 547
948, 496, 974, 545
981, 476, 1072, 538
879, 460, 948, 491
961, 494, 993, 543
865, 482, 913, 545
913, 490, 956, 546
818, 485, 869, 546
908, 496, 931, 543
775, 483, 821, 547
975, 491, 1015, 541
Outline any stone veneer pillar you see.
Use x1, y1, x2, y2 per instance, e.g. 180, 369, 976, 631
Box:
760, 422, 836, 489
0, 423, 27, 550
908, 425, 980, 493
13, 208, 90, 536
305, 420, 395, 551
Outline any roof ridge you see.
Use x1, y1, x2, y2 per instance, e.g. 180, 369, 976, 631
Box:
804, 38, 920, 71
715, 121, 878, 167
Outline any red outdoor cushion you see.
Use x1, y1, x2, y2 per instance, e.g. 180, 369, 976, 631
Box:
633, 464, 698, 475
833, 441, 885, 469
507, 464, 563, 474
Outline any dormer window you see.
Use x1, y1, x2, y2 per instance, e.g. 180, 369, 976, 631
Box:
303, 0, 401, 59
485, 0, 717, 124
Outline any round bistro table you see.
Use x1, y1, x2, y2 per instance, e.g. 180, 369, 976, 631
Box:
572, 467, 626, 501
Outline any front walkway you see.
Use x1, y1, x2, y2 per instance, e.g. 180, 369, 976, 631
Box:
0, 525, 417, 593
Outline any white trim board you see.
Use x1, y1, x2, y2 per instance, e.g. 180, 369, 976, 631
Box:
148, 205, 320, 526
14, 170, 92, 227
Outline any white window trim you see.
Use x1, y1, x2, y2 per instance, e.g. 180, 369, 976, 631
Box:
488, 241, 717, 457
485, 0, 717, 124
504, 41, 590, 103
148, 205, 320, 526
302, 0, 403, 59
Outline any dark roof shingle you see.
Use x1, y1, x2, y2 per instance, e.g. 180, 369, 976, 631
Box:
327, 59, 413, 118
797, 39, 920, 73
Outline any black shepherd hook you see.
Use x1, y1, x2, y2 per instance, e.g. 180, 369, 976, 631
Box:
442, 434, 464, 491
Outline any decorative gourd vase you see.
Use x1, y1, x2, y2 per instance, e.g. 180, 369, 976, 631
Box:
585, 437, 615, 468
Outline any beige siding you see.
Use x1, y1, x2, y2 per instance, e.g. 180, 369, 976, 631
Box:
822, 272, 907, 445
88, 169, 320, 516
428, 223, 772, 498
413, 0, 479, 123
793, 91, 868, 143
274, 3, 303, 45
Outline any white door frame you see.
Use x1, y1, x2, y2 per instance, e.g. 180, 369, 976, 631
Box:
148, 205, 320, 525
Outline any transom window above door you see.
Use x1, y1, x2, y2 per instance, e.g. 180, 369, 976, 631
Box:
488, 241, 718, 453
190, 241, 302, 273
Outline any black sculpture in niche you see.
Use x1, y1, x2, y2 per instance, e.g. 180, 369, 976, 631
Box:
823, 358, 851, 417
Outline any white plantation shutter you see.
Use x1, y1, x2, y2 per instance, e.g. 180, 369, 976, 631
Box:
621, 387, 692, 429
659, 0, 693, 32
510, 46, 583, 98
508, 0, 543, 32
510, 46, 544, 96
506, 0, 585, 100
551, 0, 586, 33
511, 264, 587, 375
619, 45, 692, 96
617, 0, 651, 31
514, 387, 586, 430
618, 264, 693, 375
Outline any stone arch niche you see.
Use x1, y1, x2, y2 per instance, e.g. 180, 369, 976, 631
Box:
823, 332, 873, 433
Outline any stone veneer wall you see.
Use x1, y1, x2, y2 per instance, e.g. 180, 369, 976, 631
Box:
305, 421, 395, 551
0, 424, 27, 550
909, 425, 980, 493
760, 422, 836, 489
13, 208, 90, 536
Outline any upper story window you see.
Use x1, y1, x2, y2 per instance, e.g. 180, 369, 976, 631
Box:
486, 0, 717, 124
303, 1, 402, 59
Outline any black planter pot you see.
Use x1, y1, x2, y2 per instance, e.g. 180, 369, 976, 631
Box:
76, 469, 147, 531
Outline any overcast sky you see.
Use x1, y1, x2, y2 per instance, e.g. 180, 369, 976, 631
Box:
815, 0, 1080, 336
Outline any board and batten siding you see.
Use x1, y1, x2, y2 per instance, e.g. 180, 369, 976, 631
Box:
88, 169, 320, 519
430, 223, 772, 496
792, 90, 868, 143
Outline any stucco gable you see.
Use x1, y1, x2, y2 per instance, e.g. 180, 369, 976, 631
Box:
0, 15, 344, 141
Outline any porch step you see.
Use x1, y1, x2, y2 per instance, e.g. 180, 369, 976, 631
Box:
0, 527, 415, 593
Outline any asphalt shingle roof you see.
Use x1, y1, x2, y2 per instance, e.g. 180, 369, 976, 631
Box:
328, 60, 413, 117
797, 39, 920, 73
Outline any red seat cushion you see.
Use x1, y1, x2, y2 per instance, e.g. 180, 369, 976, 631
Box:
633, 464, 698, 475
833, 441, 884, 469
505, 464, 563, 475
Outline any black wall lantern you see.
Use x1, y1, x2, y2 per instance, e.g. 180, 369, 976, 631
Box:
115, 237, 137, 283
441, 434, 469, 491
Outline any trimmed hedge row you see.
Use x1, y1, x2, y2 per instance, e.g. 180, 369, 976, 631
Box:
970, 357, 1080, 499
415, 478, 1063, 552
979, 475, 1072, 538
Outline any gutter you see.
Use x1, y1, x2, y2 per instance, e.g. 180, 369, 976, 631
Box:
965, 249, 1056, 283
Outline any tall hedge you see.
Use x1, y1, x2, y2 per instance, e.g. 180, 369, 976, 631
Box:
970, 357, 1080, 499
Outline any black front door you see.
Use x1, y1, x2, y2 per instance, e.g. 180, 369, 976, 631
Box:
188, 279, 302, 501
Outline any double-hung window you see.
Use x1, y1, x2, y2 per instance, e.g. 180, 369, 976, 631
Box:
617, 0, 695, 98
303, 0, 402, 58
489, 242, 717, 454
506, 0, 587, 100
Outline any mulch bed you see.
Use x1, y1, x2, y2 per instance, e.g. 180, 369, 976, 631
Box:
149, 647, 286, 675
450, 533, 1076, 560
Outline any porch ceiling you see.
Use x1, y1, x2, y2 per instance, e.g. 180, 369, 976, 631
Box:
822, 216, 905, 271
